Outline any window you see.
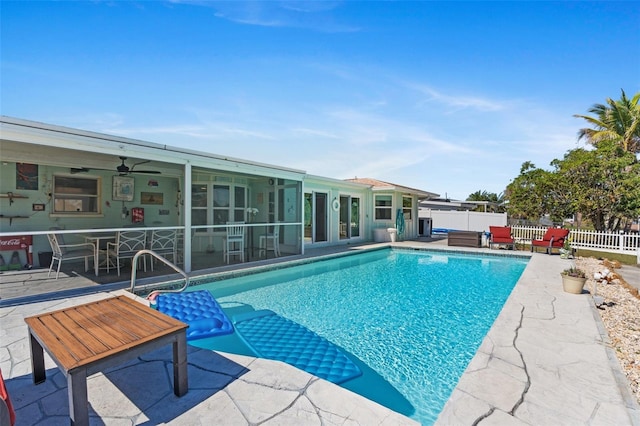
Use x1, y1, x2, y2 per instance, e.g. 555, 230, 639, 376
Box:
52, 175, 101, 215
191, 181, 247, 232
374, 194, 392, 220
191, 184, 208, 233
213, 185, 230, 225
402, 196, 412, 220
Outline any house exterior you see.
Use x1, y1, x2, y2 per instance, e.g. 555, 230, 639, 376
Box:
345, 177, 438, 241
0, 116, 437, 273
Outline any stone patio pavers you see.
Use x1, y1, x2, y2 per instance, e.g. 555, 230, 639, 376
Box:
2, 244, 639, 425
436, 253, 640, 425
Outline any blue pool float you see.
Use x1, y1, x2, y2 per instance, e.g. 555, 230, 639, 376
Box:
233, 309, 362, 384
154, 290, 234, 340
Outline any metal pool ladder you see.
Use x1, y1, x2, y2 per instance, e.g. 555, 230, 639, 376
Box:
130, 249, 190, 295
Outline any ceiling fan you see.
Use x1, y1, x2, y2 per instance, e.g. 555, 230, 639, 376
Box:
115, 157, 160, 175
71, 156, 161, 175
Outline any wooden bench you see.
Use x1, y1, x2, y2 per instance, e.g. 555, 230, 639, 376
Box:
25, 296, 188, 426
447, 231, 482, 248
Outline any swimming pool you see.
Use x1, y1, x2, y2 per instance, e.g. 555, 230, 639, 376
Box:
190, 248, 529, 425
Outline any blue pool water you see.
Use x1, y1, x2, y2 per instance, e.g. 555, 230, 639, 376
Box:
192, 248, 528, 425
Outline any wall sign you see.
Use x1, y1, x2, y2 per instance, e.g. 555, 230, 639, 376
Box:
141, 192, 163, 205
16, 163, 38, 190
113, 176, 135, 201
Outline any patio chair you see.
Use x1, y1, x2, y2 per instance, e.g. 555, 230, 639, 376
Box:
531, 228, 570, 254
106, 230, 147, 276
46, 233, 95, 279
149, 229, 178, 271
488, 226, 515, 250
259, 224, 281, 258
223, 222, 245, 264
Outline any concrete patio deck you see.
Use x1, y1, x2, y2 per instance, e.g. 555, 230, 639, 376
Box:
1, 240, 639, 425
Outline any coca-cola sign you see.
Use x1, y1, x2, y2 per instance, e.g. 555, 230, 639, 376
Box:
0, 237, 27, 249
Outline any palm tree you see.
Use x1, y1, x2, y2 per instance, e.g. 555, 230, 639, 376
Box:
467, 190, 505, 212
574, 89, 640, 155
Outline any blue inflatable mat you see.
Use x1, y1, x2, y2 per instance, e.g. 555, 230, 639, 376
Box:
155, 290, 234, 341
233, 310, 362, 384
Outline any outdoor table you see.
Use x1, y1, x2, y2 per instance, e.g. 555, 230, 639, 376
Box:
84, 234, 115, 276
25, 296, 188, 426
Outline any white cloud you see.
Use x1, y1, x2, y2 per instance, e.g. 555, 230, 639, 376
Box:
171, 1, 361, 33
406, 83, 506, 112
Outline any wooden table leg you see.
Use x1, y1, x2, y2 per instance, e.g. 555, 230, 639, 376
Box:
68, 369, 88, 426
29, 332, 46, 385
172, 332, 188, 397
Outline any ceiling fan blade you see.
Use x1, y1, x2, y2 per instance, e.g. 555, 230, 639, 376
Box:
129, 159, 160, 174
70, 167, 91, 174
130, 170, 161, 174
132, 160, 150, 168
71, 157, 161, 175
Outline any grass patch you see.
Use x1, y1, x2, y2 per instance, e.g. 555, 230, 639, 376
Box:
574, 248, 638, 265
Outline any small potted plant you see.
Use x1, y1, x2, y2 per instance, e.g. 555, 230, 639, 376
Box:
560, 266, 587, 294
559, 237, 573, 259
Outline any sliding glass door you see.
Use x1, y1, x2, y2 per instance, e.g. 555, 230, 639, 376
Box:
304, 192, 327, 243
339, 195, 360, 240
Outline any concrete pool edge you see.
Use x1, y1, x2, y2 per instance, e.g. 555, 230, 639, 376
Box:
435, 253, 640, 425
3, 243, 638, 425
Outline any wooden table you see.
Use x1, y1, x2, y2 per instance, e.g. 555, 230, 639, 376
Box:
25, 296, 188, 425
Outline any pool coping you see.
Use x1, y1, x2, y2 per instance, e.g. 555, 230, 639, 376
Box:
431, 247, 640, 425
2, 242, 639, 424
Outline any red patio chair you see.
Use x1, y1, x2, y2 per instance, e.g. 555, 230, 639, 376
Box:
531, 228, 570, 254
489, 226, 515, 249
0, 369, 15, 426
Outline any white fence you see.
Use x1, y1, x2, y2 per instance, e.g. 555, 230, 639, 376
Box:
420, 209, 507, 232
512, 225, 640, 263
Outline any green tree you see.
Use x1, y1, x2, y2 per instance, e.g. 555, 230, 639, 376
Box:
552, 141, 640, 231
467, 190, 505, 212
506, 144, 640, 231
504, 162, 560, 222
574, 89, 640, 155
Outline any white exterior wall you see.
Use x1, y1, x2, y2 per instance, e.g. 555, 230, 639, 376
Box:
420, 209, 507, 232
303, 176, 370, 248
370, 192, 420, 241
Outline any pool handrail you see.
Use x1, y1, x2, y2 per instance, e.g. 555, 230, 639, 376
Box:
130, 249, 189, 294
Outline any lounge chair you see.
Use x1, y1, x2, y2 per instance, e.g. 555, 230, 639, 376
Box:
531, 228, 570, 254
489, 226, 515, 249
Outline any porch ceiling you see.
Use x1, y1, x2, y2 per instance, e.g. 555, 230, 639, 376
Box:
1, 140, 185, 177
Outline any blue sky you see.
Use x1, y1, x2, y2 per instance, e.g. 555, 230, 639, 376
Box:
2, 1, 639, 200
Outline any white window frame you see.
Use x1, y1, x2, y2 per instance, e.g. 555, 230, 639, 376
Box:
402, 196, 413, 221
191, 180, 247, 233
51, 174, 102, 217
374, 194, 393, 220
